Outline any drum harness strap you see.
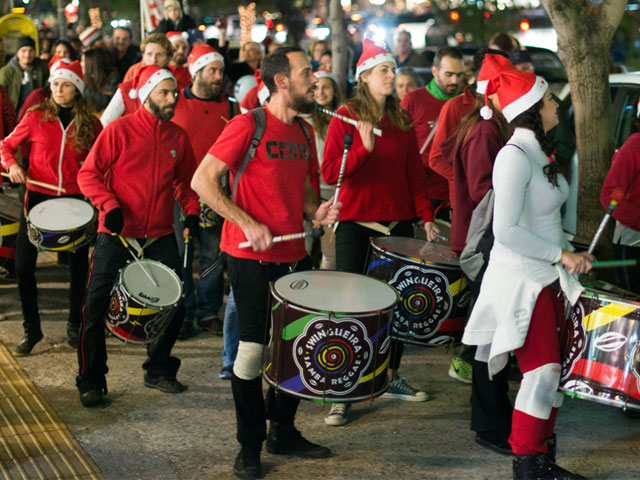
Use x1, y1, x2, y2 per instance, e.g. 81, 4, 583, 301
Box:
125, 237, 159, 258
355, 221, 399, 235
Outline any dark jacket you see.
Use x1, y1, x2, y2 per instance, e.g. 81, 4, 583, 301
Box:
155, 15, 197, 34
112, 45, 141, 82
0, 55, 49, 110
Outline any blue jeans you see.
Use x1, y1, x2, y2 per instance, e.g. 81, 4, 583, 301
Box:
173, 202, 224, 325
222, 287, 239, 368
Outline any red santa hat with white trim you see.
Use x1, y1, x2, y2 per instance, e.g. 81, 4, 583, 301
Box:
129, 65, 176, 104
476, 53, 514, 95
355, 39, 396, 80
48, 55, 68, 74
481, 69, 548, 122
187, 44, 224, 78
49, 59, 85, 95
166, 31, 187, 46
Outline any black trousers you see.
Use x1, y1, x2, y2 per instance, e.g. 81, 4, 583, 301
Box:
614, 243, 640, 295
16, 190, 88, 336
335, 220, 414, 370
77, 233, 184, 392
467, 277, 513, 435
227, 255, 311, 448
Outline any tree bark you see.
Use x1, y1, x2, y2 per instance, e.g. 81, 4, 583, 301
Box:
329, 0, 348, 97
541, 0, 627, 244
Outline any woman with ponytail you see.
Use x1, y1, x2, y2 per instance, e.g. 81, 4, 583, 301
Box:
0, 59, 102, 356
462, 69, 592, 480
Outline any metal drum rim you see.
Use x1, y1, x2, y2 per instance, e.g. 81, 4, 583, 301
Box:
370, 237, 459, 269
263, 375, 390, 403
559, 386, 640, 411
27, 198, 95, 230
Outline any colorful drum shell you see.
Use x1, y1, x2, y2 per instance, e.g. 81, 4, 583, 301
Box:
366, 236, 470, 347
26, 198, 95, 252
106, 260, 183, 345
265, 270, 398, 403
0, 195, 20, 280
199, 202, 217, 228
560, 288, 640, 410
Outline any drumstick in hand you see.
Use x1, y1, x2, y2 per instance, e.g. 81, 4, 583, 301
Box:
588, 187, 623, 255
316, 106, 383, 136
238, 229, 323, 249
1, 172, 67, 193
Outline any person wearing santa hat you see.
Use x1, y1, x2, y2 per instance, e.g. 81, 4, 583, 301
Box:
77, 65, 200, 408
439, 51, 516, 455
1, 59, 102, 356
239, 69, 270, 111
192, 46, 339, 479
321, 39, 439, 426
463, 68, 593, 479
166, 31, 188, 67
171, 44, 230, 339
401, 45, 464, 217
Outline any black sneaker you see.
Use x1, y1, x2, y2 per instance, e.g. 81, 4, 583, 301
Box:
475, 431, 513, 456
233, 447, 261, 479
177, 322, 196, 340
143, 373, 187, 393
14, 332, 44, 357
79, 388, 104, 408
266, 422, 330, 458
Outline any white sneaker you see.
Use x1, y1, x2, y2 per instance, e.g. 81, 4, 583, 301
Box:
324, 402, 352, 426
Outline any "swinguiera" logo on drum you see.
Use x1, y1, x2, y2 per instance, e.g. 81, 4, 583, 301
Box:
293, 317, 372, 396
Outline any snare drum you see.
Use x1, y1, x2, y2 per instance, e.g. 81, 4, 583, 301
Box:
27, 198, 95, 252
106, 260, 183, 344
366, 237, 470, 346
199, 201, 217, 227
265, 270, 398, 402
560, 286, 640, 410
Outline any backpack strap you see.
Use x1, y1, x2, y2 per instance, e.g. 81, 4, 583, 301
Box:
231, 107, 266, 201
294, 116, 313, 146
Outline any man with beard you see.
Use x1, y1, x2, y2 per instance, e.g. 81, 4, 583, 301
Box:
167, 31, 188, 67
76, 65, 200, 408
171, 45, 229, 338
191, 47, 340, 480
401, 46, 464, 211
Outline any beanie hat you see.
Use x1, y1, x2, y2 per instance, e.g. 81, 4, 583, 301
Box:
79, 27, 103, 48
49, 60, 85, 95
17, 36, 35, 51
129, 65, 176, 104
187, 44, 224, 77
314, 69, 338, 85
166, 31, 187, 46
481, 70, 548, 122
164, 0, 180, 8
355, 39, 396, 81
476, 53, 514, 95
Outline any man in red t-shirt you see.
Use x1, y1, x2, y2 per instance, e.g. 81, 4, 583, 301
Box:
192, 47, 339, 479
401, 46, 464, 214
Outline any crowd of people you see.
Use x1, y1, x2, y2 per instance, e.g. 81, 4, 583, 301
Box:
0, 3, 639, 480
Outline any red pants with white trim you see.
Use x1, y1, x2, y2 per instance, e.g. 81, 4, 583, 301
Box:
509, 285, 565, 455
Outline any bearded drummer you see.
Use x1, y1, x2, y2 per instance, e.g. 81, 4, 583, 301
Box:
320, 39, 439, 425
0, 59, 101, 356
76, 65, 199, 408
191, 47, 339, 480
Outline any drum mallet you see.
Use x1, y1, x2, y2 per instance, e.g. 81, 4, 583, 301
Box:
587, 188, 623, 255
118, 235, 159, 287
329, 133, 353, 229
238, 229, 323, 249
316, 106, 382, 137
591, 259, 637, 269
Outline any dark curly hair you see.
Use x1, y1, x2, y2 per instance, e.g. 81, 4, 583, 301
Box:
510, 99, 567, 187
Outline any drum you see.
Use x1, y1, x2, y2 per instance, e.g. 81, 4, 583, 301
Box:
560, 285, 640, 410
265, 270, 398, 402
106, 259, 183, 344
366, 236, 470, 347
0, 193, 21, 279
26, 198, 95, 252
199, 200, 217, 227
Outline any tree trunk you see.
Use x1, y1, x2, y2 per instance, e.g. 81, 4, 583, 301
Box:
329, 0, 348, 97
541, 0, 627, 245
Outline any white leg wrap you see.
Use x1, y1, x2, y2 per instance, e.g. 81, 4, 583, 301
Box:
514, 363, 560, 420
553, 391, 564, 408
233, 341, 265, 380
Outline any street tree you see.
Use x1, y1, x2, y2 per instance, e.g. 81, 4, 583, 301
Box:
541, 0, 627, 242
328, 0, 348, 96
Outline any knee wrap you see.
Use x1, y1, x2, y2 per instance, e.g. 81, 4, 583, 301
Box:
233, 341, 264, 380
514, 363, 560, 420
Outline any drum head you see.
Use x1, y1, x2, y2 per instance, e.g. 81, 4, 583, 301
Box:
273, 270, 397, 314
29, 198, 94, 231
122, 260, 182, 307
372, 236, 459, 267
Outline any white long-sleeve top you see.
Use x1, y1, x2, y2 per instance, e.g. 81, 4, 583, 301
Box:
463, 127, 583, 376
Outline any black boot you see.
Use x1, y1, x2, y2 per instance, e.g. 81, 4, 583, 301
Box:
14, 330, 44, 356
266, 421, 330, 458
513, 453, 586, 480
233, 444, 261, 479
545, 434, 556, 463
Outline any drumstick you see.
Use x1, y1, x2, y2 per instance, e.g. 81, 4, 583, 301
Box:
316, 105, 383, 137
1, 172, 67, 193
238, 229, 323, 249
588, 188, 623, 255
591, 259, 637, 269
118, 235, 159, 287
183, 235, 189, 269
332, 134, 353, 208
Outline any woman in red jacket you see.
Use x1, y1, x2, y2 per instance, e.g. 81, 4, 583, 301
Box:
0, 59, 102, 356
321, 39, 439, 426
